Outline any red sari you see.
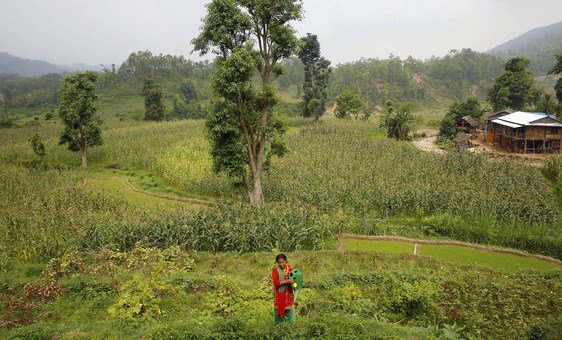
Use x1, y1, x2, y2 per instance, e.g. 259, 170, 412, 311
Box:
272, 264, 295, 318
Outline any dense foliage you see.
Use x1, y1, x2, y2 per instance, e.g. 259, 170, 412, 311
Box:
439, 97, 485, 138
193, 0, 303, 207
328, 49, 504, 107
298, 34, 331, 120
487, 57, 537, 111
0, 73, 62, 110
334, 91, 364, 119
1, 250, 560, 339
57, 71, 102, 168
117, 50, 212, 79
380, 101, 415, 140
425, 49, 504, 100
141, 79, 167, 121
548, 54, 562, 104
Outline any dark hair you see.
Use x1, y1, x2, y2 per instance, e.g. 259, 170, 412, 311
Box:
275, 253, 287, 262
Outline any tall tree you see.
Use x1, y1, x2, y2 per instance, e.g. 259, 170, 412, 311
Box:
298, 33, 331, 120
548, 54, 562, 104
142, 79, 166, 121
535, 93, 559, 116
192, 0, 302, 208
179, 80, 197, 102
57, 71, 102, 168
380, 101, 415, 140
487, 57, 535, 111
335, 91, 364, 119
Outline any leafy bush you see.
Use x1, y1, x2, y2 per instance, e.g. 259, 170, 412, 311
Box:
62, 274, 114, 300
107, 275, 162, 319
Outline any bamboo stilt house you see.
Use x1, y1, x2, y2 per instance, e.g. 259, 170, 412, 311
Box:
486, 111, 562, 154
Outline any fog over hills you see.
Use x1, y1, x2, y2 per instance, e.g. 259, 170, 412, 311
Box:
2, 19, 562, 77
0, 52, 100, 77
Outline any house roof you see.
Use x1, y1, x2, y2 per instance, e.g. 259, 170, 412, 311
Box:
485, 109, 515, 121
492, 111, 562, 128
492, 119, 522, 129
461, 115, 478, 127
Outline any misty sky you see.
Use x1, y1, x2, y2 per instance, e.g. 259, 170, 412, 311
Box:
1, 0, 561, 66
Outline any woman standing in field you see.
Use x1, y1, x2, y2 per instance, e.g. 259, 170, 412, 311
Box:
272, 253, 295, 324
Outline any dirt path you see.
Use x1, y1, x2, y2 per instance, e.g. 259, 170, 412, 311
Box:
413, 136, 445, 154
84, 176, 213, 206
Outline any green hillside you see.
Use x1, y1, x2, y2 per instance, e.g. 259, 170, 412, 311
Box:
1, 40, 562, 339
487, 20, 562, 74
0, 52, 67, 77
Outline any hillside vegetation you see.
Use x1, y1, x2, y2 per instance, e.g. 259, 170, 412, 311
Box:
2, 47, 555, 125
1, 27, 562, 338
487, 20, 562, 75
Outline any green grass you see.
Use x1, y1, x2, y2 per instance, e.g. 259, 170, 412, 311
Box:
88, 166, 217, 202
344, 239, 562, 274
84, 178, 195, 209
2, 250, 561, 339
276, 84, 301, 104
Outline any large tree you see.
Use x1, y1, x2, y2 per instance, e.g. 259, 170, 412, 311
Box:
548, 54, 562, 104
487, 57, 535, 111
192, 0, 302, 208
142, 79, 167, 121
58, 71, 102, 168
334, 91, 364, 119
298, 33, 331, 120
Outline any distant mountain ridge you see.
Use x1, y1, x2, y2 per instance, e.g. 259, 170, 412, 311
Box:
486, 21, 562, 75
0, 52, 100, 77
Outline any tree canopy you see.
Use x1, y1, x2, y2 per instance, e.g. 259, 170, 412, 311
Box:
380, 101, 415, 140
298, 33, 331, 120
142, 79, 167, 121
487, 57, 536, 111
335, 91, 364, 119
57, 71, 102, 168
193, 0, 303, 208
548, 54, 562, 104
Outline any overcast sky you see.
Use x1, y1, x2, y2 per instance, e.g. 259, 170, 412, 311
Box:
1, 0, 561, 66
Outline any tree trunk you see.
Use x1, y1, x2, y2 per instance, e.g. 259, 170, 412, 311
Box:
247, 169, 264, 208
81, 149, 88, 168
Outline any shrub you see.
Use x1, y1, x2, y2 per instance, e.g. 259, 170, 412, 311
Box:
107, 275, 162, 319
6, 323, 53, 340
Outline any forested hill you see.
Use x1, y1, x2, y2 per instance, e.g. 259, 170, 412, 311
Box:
486, 20, 562, 75
0, 52, 66, 77
326, 49, 504, 108
0, 52, 100, 77
1, 49, 504, 119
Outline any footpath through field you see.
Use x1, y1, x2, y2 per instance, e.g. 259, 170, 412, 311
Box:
342, 234, 562, 274
83, 176, 212, 209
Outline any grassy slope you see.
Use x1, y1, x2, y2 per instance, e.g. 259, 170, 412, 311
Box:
1, 250, 561, 339
344, 239, 562, 273
2, 74, 562, 338
84, 178, 194, 209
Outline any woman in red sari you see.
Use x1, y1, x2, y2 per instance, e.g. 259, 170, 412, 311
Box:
272, 253, 295, 324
